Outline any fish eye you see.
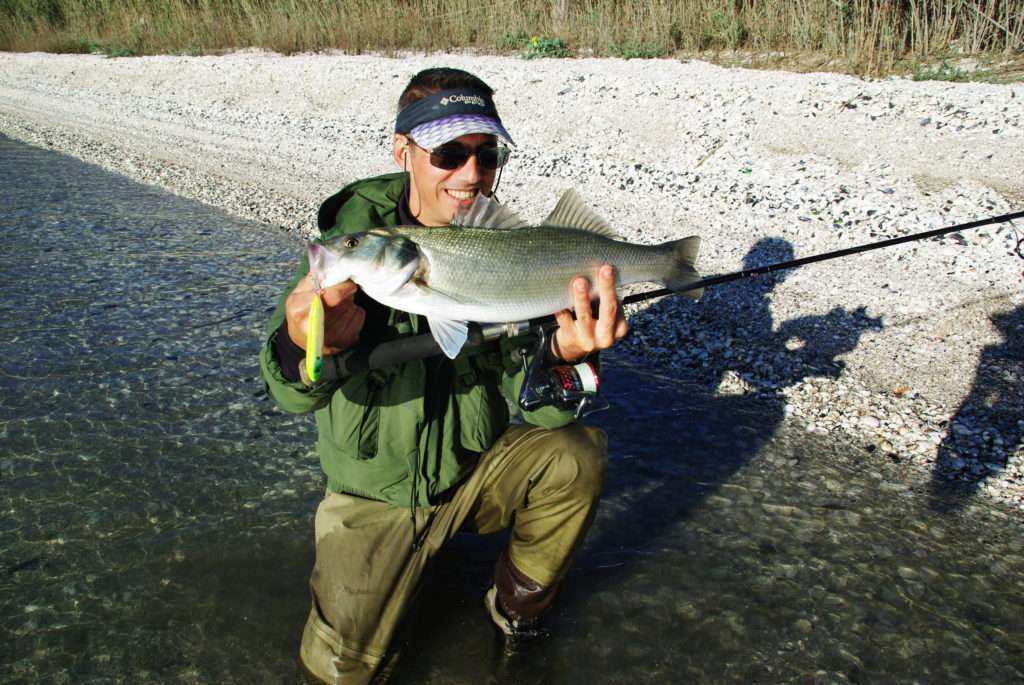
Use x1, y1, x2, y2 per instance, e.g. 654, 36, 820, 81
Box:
342, 236, 359, 249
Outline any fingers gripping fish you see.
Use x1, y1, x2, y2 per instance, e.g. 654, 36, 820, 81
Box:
308, 189, 702, 359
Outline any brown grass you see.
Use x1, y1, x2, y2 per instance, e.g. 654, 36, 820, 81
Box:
1, 0, 1021, 77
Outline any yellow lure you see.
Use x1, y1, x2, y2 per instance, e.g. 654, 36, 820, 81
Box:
305, 293, 325, 383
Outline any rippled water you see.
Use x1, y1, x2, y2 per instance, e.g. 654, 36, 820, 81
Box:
2, 136, 1022, 684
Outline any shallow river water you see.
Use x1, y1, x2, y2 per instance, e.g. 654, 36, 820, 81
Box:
1, 136, 1022, 684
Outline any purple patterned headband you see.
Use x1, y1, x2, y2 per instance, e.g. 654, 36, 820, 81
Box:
409, 113, 514, 149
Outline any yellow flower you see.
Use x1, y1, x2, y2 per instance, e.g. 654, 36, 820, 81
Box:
530, 36, 540, 47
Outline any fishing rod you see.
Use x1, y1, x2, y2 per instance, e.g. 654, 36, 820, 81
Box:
622, 209, 1024, 308
309, 209, 1024, 390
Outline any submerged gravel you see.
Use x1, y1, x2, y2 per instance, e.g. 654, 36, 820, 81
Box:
1, 51, 1021, 510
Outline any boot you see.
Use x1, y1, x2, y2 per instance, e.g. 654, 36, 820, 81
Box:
484, 550, 555, 639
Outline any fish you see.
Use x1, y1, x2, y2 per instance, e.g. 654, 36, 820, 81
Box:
308, 189, 702, 359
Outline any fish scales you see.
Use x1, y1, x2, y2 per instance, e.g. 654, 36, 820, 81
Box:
398, 225, 674, 321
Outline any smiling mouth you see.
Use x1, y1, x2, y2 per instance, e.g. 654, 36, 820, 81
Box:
446, 188, 478, 201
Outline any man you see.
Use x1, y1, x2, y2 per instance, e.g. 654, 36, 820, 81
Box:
259, 67, 628, 684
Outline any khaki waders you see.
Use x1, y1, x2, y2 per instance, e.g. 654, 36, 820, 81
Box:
298, 423, 608, 684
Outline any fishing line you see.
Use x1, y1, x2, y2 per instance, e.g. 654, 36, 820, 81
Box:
1009, 219, 1024, 260
491, 161, 505, 197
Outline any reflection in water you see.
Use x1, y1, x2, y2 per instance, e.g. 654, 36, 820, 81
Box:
930, 305, 1024, 511
2, 138, 1023, 685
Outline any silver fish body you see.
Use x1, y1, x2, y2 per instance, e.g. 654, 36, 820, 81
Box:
355, 224, 692, 321
309, 190, 701, 357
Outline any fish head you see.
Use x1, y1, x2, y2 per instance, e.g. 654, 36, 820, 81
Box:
309, 229, 420, 295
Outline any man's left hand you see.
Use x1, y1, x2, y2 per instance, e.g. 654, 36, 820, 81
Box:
552, 264, 629, 362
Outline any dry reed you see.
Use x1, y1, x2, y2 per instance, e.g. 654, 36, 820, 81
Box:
1, 0, 1021, 76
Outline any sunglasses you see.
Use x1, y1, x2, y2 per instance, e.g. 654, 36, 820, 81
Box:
408, 138, 511, 171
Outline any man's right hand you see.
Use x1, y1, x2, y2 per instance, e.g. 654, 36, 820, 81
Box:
286, 273, 366, 355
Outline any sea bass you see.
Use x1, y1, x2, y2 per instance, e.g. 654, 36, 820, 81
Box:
308, 189, 702, 358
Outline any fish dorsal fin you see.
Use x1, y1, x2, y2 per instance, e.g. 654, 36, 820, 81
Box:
451, 193, 530, 230
543, 189, 620, 238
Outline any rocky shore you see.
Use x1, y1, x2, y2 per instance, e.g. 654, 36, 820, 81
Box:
1, 51, 1021, 511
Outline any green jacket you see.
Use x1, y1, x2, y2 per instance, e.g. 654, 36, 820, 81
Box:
259, 172, 575, 508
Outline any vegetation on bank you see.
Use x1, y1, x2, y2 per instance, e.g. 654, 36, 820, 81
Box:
1, 0, 1021, 79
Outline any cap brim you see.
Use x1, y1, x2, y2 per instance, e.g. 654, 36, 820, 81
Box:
409, 114, 514, 149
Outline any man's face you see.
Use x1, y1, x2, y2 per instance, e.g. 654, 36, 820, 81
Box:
393, 133, 499, 227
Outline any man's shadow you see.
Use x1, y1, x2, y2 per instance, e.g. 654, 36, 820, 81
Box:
928, 305, 1024, 512
582, 237, 883, 557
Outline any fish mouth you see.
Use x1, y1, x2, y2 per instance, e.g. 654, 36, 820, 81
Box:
308, 243, 344, 288
307, 243, 325, 283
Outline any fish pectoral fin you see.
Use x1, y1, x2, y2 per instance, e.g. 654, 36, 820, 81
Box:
427, 317, 470, 359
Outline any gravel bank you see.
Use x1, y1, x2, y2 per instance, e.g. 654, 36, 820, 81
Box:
1, 51, 1021, 510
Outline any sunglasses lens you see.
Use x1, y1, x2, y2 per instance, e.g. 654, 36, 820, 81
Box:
430, 145, 471, 170
428, 144, 510, 170
477, 146, 510, 170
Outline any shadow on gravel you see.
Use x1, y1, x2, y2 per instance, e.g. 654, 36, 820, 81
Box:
580, 237, 884, 572
620, 238, 884, 393
928, 304, 1024, 512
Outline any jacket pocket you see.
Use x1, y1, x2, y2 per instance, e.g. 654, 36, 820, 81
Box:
334, 372, 384, 460
454, 354, 508, 453
356, 386, 380, 459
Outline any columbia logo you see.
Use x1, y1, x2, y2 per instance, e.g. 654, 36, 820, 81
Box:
441, 94, 486, 107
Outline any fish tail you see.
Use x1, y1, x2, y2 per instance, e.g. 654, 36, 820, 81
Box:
662, 236, 703, 298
